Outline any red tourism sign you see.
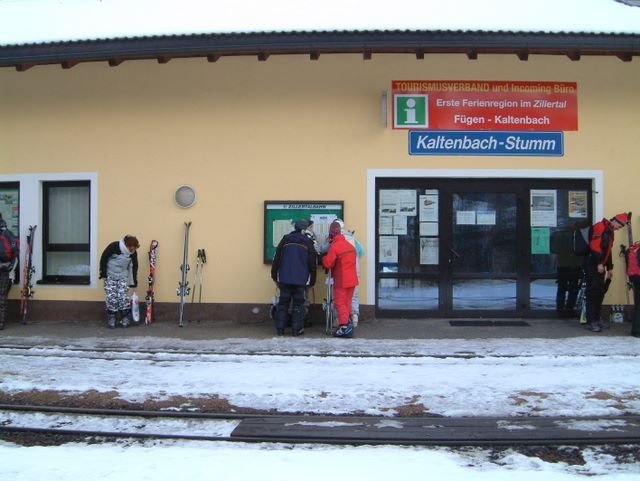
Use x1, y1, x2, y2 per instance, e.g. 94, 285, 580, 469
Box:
392, 80, 578, 131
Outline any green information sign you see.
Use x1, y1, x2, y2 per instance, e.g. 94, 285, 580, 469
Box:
393, 94, 429, 129
264, 200, 344, 263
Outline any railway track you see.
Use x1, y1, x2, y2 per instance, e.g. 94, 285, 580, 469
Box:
2, 404, 640, 446
0, 344, 488, 360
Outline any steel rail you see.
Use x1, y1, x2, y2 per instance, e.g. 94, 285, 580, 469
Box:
0, 344, 622, 360
3, 425, 639, 447
0, 403, 276, 420
1, 404, 639, 447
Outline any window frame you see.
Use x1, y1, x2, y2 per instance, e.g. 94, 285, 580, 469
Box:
40, 180, 91, 285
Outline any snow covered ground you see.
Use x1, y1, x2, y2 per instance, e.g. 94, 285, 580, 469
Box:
1, 334, 640, 479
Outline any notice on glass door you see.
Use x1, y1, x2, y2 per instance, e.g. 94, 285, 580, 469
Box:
420, 222, 439, 236
380, 190, 399, 215
420, 237, 439, 265
476, 211, 496, 225
530, 190, 557, 227
379, 236, 398, 263
456, 210, 476, 225
379, 215, 393, 234
380, 189, 417, 216
398, 190, 417, 216
531, 227, 550, 254
568, 191, 588, 218
419, 193, 438, 222
379, 215, 408, 235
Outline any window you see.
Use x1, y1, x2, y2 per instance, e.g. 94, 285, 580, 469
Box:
0, 182, 20, 233
41, 181, 91, 285
0, 182, 20, 284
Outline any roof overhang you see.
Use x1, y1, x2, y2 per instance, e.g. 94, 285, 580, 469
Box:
2, 30, 639, 71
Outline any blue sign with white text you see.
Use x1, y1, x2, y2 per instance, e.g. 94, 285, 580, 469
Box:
409, 130, 564, 156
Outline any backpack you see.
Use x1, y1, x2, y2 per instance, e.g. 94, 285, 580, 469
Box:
0, 228, 18, 263
626, 242, 640, 281
571, 225, 592, 256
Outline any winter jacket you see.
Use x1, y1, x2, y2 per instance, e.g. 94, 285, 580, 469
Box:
322, 233, 358, 288
0, 226, 18, 272
318, 229, 364, 257
99, 239, 138, 287
589, 218, 615, 269
271, 231, 317, 286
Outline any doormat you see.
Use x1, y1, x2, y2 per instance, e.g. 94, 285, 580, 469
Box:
449, 320, 530, 327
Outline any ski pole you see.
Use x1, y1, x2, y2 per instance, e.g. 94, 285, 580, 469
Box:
198, 249, 206, 303
191, 249, 201, 304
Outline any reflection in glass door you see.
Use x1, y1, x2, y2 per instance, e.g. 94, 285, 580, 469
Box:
450, 192, 518, 310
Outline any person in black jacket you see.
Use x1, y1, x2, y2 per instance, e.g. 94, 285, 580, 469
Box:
99, 235, 140, 328
551, 222, 584, 318
271, 220, 317, 336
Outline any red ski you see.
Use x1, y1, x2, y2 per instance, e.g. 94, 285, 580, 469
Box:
20, 225, 37, 324
145, 240, 159, 325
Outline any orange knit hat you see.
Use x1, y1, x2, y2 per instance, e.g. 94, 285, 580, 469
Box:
611, 212, 629, 226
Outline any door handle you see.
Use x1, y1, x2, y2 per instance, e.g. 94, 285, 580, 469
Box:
449, 248, 461, 264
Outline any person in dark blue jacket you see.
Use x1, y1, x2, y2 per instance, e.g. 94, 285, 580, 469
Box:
271, 220, 317, 336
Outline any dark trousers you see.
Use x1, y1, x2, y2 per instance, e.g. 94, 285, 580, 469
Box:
0, 270, 11, 327
556, 266, 581, 312
275, 283, 306, 332
632, 281, 640, 337
585, 261, 608, 325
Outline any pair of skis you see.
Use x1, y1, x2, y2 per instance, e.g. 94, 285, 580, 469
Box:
19, 225, 37, 324
176, 222, 207, 326
145, 240, 159, 325
177, 222, 192, 327
139, 222, 206, 328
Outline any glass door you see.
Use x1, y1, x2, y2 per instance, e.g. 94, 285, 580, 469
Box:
449, 192, 518, 311
374, 177, 593, 318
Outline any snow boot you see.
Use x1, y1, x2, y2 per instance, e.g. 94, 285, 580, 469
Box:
333, 323, 353, 338
119, 309, 131, 328
586, 322, 601, 333
107, 310, 117, 329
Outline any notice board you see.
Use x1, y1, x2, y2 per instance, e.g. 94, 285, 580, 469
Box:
264, 200, 344, 263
